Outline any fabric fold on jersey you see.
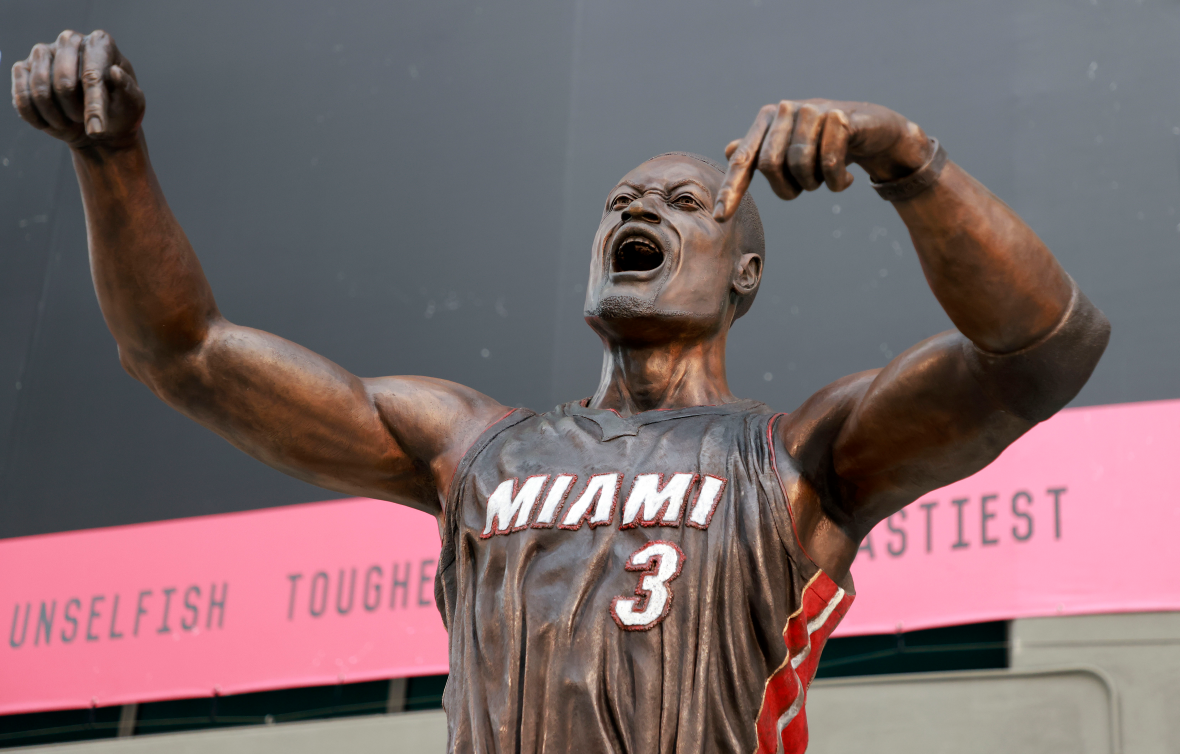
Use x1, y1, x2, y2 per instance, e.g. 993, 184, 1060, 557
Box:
435, 399, 852, 754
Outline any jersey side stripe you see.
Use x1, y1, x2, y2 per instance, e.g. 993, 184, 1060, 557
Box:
754, 571, 854, 754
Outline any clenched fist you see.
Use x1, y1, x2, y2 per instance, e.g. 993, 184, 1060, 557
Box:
11, 30, 145, 151
714, 99, 932, 221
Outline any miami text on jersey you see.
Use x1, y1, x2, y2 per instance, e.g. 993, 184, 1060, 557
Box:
480, 472, 729, 537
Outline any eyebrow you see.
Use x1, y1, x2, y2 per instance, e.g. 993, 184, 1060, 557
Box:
614, 178, 714, 199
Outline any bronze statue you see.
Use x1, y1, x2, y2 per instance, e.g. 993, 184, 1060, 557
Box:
12, 31, 1108, 754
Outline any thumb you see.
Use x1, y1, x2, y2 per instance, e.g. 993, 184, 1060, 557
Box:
109, 65, 145, 118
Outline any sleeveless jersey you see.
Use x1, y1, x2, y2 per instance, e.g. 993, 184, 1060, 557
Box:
435, 399, 854, 754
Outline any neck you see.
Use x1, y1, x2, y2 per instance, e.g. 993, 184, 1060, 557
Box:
587, 333, 737, 416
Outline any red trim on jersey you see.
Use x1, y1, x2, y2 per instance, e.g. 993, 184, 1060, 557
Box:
753, 570, 854, 754
766, 413, 824, 570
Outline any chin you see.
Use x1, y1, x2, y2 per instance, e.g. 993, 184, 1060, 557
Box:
586, 295, 662, 320
585, 295, 723, 346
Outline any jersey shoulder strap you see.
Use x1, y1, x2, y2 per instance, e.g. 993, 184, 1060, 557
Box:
434, 407, 535, 628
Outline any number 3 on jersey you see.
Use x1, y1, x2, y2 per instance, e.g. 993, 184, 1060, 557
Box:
610, 540, 686, 631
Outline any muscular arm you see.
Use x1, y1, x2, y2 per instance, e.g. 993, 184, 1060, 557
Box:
827, 162, 1105, 519
13, 31, 506, 514
719, 100, 1109, 578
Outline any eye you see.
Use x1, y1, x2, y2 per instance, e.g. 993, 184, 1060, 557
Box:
672, 194, 700, 210
610, 195, 633, 211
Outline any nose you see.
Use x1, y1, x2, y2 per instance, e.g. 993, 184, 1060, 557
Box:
622, 198, 660, 224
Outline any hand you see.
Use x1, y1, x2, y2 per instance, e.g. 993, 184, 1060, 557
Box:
714, 99, 931, 221
11, 30, 145, 151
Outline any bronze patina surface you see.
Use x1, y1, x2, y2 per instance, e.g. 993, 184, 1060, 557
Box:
12, 32, 1109, 753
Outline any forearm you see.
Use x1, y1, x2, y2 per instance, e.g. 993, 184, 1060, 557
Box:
893, 160, 1074, 354
73, 133, 219, 368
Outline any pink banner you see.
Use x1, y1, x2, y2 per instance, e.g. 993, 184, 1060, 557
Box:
1, 499, 449, 715
3, 398, 1179, 713
836, 397, 1180, 636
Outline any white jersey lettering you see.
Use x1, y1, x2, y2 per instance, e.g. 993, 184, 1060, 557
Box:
532, 474, 576, 527
559, 473, 620, 530
482, 475, 549, 537
610, 540, 686, 630
687, 475, 727, 529
621, 473, 697, 528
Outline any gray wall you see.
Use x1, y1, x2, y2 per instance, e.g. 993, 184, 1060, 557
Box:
3, 0, 1179, 537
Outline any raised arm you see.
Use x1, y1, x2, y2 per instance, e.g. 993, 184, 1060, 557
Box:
11, 31, 507, 514
717, 99, 1109, 578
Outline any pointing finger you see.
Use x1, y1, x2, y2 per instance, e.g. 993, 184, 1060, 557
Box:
725, 140, 740, 160
53, 30, 85, 122
81, 30, 114, 136
715, 103, 776, 222
819, 110, 854, 192
757, 100, 803, 200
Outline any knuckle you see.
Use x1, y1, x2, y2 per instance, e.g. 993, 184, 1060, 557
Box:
788, 143, 813, 162
732, 148, 755, 166
81, 69, 104, 86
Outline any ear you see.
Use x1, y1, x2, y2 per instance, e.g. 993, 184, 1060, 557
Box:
733, 253, 762, 296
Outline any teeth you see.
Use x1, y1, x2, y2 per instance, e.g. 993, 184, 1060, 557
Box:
621, 236, 657, 252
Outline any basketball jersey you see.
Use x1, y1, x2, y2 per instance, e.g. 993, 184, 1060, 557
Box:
434, 399, 854, 753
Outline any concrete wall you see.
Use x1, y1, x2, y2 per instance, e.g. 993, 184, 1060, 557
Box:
807, 667, 1118, 754
15, 611, 1176, 753
1010, 610, 1180, 754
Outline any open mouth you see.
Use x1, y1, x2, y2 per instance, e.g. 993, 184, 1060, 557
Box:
613, 233, 666, 273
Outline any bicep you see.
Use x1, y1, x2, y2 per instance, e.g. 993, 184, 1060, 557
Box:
830, 330, 1033, 530
136, 320, 504, 512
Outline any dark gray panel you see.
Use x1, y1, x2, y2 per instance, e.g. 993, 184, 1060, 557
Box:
548, 0, 1180, 413
0, 0, 576, 537
0, 1, 93, 519
3, 0, 1178, 538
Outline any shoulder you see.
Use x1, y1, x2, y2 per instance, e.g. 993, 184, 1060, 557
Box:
365, 375, 512, 506
775, 369, 879, 479
767, 371, 880, 587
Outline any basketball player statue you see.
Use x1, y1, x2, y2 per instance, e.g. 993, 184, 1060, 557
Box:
13, 31, 1108, 753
